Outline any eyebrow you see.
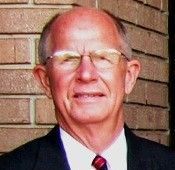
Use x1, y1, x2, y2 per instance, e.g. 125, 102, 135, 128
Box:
53, 50, 80, 56
50, 48, 130, 61
52, 49, 121, 55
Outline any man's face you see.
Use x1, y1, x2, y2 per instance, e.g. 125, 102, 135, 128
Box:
35, 10, 139, 128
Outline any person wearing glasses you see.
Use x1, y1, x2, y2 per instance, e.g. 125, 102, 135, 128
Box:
0, 7, 175, 170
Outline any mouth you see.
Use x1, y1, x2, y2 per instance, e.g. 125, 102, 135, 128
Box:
74, 93, 105, 98
73, 92, 105, 103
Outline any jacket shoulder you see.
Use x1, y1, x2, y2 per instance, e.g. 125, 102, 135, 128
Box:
125, 125, 175, 169
0, 135, 45, 170
136, 134, 175, 156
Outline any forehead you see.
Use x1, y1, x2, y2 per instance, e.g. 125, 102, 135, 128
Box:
52, 8, 116, 30
48, 8, 122, 53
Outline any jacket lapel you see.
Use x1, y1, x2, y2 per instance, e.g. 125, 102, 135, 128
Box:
34, 126, 70, 170
125, 125, 152, 170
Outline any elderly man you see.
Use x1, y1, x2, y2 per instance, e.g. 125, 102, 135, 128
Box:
0, 7, 175, 170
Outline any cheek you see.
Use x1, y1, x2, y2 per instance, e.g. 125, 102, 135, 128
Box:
48, 69, 76, 104
101, 67, 126, 93
48, 70, 68, 96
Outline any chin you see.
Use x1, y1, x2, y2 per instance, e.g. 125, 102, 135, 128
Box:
70, 108, 109, 124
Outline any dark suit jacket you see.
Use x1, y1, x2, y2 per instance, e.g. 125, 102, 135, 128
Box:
0, 125, 175, 170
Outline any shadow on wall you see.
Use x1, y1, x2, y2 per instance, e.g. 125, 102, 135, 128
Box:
168, 0, 175, 149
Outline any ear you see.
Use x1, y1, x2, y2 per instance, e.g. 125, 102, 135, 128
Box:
33, 65, 52, 98
125, 59, 141, 94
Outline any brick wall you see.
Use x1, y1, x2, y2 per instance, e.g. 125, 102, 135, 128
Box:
0, 0, 169, 153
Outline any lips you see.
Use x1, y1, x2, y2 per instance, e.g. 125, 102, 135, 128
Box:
74, 92, 104, 98
73, 92, 105, 103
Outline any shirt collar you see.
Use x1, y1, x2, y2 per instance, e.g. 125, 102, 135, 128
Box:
101, 128, 127, 170
60, 128, 127, 170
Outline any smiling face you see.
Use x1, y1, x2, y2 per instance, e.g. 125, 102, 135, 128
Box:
34, 8, 140, 130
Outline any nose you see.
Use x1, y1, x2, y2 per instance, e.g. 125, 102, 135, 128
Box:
76, 56, 98, 83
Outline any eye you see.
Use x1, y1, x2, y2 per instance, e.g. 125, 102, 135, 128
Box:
91, 54, 112, 69
96, 54, 113, 64
59, 56, 80, 66
100, 55, 111, 61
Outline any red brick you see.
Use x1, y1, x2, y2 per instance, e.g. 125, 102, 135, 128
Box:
0, 39, 30, 64
135, 0, 146, 3
146, 0, 161, 9
34, 0, 96, 6
35, 98, 57, 124
99, 0, 149, 24
134, 130, 169, 145
124, 104, 169, 130
137, 4, 168, 34
148, 32, 168, 58
126, 59, 168, 105
0, 0, 28, 3
146, 82, 168, 107
100, 0, 167, 34
0, 8, 66, 33
118, 0, 138, 23
0, 128, 51, 152
161, 0, 168, 12
134, 53, 169, 82
0, 98, 30, 124
126, 79, 146, 104
0, 69, 43, 94
98, 0, 119, 16
126, 24, 168, 57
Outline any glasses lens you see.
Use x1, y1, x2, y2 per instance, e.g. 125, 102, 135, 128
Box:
53, 52, 81, 71
91, 50, 121, 69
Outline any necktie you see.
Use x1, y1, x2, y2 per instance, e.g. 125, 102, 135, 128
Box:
92, 155, 108, 170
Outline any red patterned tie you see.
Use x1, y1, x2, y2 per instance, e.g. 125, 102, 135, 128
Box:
92, 155, 108, 170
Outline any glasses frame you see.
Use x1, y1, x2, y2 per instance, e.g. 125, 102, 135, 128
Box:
45, 48, 130, 71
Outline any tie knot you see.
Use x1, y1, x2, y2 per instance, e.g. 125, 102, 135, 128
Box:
92, 155, 108, 170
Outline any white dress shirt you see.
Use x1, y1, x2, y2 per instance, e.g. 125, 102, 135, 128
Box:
60, 128, 127, 170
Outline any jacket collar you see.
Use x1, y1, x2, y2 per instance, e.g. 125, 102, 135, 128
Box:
124, 124, 152, 170
34, 125, 70, 170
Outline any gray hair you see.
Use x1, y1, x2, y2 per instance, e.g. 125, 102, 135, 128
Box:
104, 10, 132, 59
38, 13, 60, 64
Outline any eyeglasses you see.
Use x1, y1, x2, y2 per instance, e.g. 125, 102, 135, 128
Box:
46, 48, 129, 71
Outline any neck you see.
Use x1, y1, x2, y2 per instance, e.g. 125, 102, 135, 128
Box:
59, 109, 124, 153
